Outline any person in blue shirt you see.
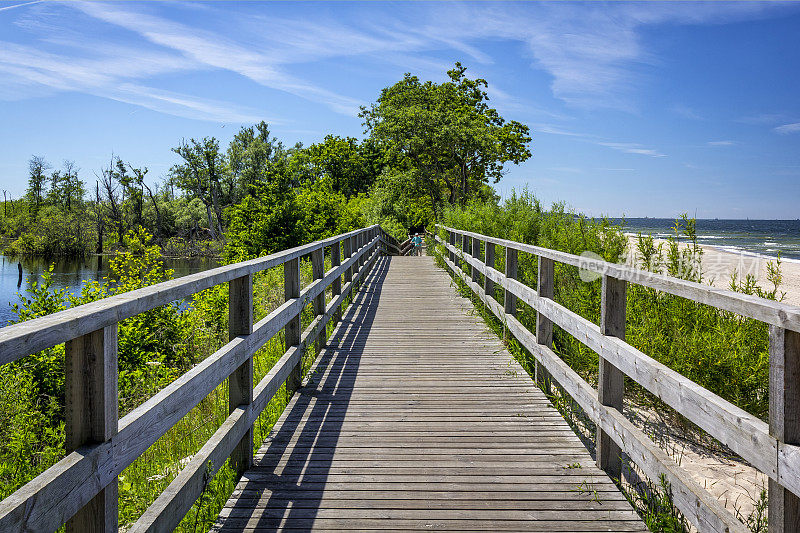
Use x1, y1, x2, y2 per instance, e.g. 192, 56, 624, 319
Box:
411, 233, 422, 256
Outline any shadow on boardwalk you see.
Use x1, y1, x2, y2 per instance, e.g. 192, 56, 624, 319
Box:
217, 258, 389, 530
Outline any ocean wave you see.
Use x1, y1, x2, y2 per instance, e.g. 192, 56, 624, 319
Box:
707, 244, 800, 264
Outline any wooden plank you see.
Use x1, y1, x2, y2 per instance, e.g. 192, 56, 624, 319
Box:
536, 256, 553, 392
228, 274, 254, 475
312, 248, 326, 354
331, 241, 342, 323
438, 224, 800, 333
597, 274, 625, 480
770, 326, 800, 532
484, 241, 495, 300
65, 326, 118, 533
284, 257, 301, 393
471, 235, 480, 282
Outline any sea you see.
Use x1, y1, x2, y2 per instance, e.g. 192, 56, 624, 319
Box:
613, 219, 800, 263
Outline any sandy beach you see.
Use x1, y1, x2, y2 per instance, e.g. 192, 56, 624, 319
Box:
626, 234, 800, 307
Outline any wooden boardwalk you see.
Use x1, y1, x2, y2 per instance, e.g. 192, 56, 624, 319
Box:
214, 256, 647, 532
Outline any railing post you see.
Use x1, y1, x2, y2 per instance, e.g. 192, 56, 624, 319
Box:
471, 236, 480, 283
331, 240, 342, 322
311, 247, 326, 354
484, 241, 495, 300
350, 234, 358, 287
462, 234, 470, 274
65, 325, 118, 533
597, 275, 626, 480
448, 230, 455, 264
284, 257, 301, 393
228, 274, 253, 475
504, 246, 517, 341
343, 236, 353, 285
769, 326, 800, 533
536, 257, 554, 392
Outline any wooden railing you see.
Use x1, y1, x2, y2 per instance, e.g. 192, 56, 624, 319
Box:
435, 225, 800, 533
0, 225, 400, 532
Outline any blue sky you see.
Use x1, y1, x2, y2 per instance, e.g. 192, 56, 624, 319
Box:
1, 1, 799, 218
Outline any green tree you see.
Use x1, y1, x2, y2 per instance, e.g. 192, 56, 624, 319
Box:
227, 121, 286, 200
359, 63, 531, 208
171, 138, 230, 240
296, 135, 381, 197
224, 160, 301, 261
27, 156, 50, 214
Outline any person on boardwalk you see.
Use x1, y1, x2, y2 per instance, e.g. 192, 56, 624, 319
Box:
411, 233, 423, 256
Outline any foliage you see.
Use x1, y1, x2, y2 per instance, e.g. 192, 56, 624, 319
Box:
224, 162, 301, 261
441, 194, 773, 419
360, 62, 531, 208
293, 135, 382, 197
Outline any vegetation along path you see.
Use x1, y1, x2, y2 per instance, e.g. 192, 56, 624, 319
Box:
214, 255, 646, 531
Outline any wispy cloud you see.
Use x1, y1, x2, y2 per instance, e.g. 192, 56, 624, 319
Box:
2, 0, 797, 122
597, 142, 666, 158
0, 1, 42, 12
73, 2, 367, 115
707, 140, 737, 146
775, 123, 800, 134
673, 104, 703, 120
0, 40, 265, 122
533, 123, 594, 138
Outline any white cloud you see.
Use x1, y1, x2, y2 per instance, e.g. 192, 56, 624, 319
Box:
534, 123, 594, 138
2, 0, 798, 120
598, 142, 666, 157
0, 1, 42, 12
775, 123, 800, 134
73, 2, 366, 115
0, 41, 265, 123
707, 140, 737, 146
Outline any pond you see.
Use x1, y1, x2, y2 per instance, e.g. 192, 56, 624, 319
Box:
0, 254, 220, 327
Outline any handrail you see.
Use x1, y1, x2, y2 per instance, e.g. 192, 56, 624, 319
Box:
435, 225, 800, 533
438, 224, 800, 332
0, 225, 395, 532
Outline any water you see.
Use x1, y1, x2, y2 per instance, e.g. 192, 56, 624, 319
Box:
615, 219, 800, 263
0, 254, 219, 327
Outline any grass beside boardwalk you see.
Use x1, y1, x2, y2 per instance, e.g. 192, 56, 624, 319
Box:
0, 229, 363, 531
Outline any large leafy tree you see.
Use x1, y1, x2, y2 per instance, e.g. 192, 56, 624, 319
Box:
294, 135, 382, 197
359, 63, 531, 208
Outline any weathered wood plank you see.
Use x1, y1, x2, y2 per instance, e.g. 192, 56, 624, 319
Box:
228, 274, 253, 476
214, 256, 646, 533
770, 326, 800, 532
65, 326, 118, 533
597, 274, 625, 479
